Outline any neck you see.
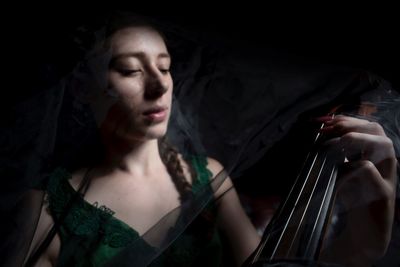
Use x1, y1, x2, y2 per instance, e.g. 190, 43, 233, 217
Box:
101, 132, 165, 178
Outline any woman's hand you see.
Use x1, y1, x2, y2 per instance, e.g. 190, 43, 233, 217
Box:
319, 115, 397, 267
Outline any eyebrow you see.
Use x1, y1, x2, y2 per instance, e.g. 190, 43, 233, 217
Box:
112, 51, 171, 62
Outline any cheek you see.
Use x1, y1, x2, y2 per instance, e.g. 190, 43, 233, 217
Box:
118, 93, 143, 118
108, 73, 143, 98
111, 85, 143, 115
115, 81, 144, 99
107, 80, 143, 116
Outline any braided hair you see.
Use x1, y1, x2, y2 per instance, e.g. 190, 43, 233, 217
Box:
158, 137, 198, 202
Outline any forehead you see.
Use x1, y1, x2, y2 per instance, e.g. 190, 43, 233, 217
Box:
110, 26, 168, 56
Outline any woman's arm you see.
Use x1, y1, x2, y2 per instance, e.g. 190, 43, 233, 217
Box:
207, 158, 261, 267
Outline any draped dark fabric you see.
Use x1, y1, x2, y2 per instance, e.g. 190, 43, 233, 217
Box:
1, 11, 399, 267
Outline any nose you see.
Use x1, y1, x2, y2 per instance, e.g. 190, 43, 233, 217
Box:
144, 70, 169, 100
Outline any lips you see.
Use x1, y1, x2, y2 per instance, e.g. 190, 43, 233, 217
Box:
142, 106, 168, 122
142, 106, 167, 115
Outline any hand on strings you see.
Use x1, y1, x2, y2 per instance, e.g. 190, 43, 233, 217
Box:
318, 115, 397, 267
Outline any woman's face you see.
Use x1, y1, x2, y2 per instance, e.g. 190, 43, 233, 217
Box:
101, 26, 173, 141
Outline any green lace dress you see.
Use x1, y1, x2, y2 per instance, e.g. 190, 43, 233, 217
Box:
45, 156, 223, 267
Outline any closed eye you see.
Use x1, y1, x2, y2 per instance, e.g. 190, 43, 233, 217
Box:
159, 69, 170, 75
118, 69, 141, 76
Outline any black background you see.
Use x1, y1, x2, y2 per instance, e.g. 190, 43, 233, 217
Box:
7, 3, 399, 191
10, 6, 400, 76
5, 4, 399, 104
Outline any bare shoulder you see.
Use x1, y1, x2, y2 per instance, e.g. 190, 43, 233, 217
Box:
178, 155, 234, 197
206, 157, 234, 199
206, 157, 224, 175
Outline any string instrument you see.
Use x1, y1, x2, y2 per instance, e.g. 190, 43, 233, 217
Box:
245, 94, 393, 267
245, 110, 346, 267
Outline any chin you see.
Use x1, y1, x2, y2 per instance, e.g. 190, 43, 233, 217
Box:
140, 124, 168, 140
115, 121, 168, 142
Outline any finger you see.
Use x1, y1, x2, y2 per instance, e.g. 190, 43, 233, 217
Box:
339, 132, 396, 181
336, 161, 395, 210
335, 160, 396, 246
322, 133, 396, 182
320, 116, 386, 137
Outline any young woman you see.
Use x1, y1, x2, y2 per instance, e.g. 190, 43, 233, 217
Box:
24, 17, 260, 267
18, 14, 397, 267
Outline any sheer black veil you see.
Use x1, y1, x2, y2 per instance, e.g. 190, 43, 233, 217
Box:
1, 10, 399, 267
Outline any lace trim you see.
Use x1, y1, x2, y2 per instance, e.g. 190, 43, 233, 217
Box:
46, 168, 138, 248
46, 157, 213, 248
189, 156, 213, 194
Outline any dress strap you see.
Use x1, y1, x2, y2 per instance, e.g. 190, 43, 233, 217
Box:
25, 167, 92, 267
189, 156, 213, 194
